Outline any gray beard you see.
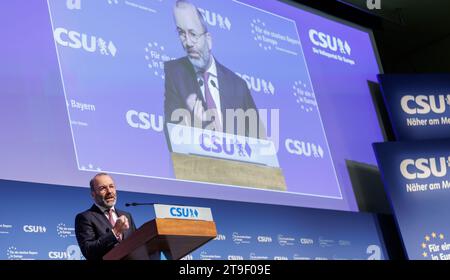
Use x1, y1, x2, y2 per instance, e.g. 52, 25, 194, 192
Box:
96, 197, 116, 209
189, 55, 211, 72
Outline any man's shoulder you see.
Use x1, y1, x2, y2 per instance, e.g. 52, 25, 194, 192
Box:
75, 206, 132, 221
215, 60, 246, 87
164, 56, 189, 69
75, 205, 98, 219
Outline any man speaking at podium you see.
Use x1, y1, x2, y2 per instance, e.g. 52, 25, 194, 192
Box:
75, 173, 136, 260
164, 0, 264, 140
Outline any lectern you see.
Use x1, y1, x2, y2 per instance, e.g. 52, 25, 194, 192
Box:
103, 205, 217, 260
167, 123, 287, 191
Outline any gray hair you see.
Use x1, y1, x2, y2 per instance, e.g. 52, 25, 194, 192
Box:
174, 0, 208, 33
89, 172, 110, 192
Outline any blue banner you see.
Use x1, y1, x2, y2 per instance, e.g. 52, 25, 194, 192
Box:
378, 74, 450, 141
0, 179, 386, 260
374, 140, 450, 260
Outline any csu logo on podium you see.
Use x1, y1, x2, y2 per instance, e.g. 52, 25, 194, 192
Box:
400, 156, 450, 179
154, 204, 213, 221
199, 134, 253, 159
169, 207, 199, 218
401, 94, 450, 115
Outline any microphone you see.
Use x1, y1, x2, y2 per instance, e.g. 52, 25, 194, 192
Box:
210, 79, 217, 89
125, 202, 155, 207
125, 202, 193, 207
199, 78, 217, 89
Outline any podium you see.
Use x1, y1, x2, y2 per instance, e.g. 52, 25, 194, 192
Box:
172, 152, 286, 191
167, 124, 287, 191
103, 206, 217, 260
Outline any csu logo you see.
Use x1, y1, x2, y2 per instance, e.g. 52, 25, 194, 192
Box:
400, 156, 450, 179
309, 29, 351, 55
126, 110, 164, 132
23, 225, 47, 233
257, 236, 272, 243
198, 8, 231, 30
199, 134, 252, 158
300, 238, 314, 245
54, 28, 117, 57
169, 207, 199, 218
49, 245, 83, 260
285, 138, 324, 158
401, 95, 450, 115
236, 73, 275, 95
214, 234, 226, 241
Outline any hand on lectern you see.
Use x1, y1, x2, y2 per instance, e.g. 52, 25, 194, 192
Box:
112, 215, 129, 236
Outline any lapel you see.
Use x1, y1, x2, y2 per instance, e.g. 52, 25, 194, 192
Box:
181, 57, 205, 106
89, 204, 112, 230
90, 204, 132, 239
215, 59, 230, 124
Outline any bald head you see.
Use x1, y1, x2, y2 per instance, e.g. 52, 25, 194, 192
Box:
174, 0, 208, 33
173, 0, 212, 71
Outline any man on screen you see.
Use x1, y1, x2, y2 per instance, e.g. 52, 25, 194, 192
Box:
164, 0, 265, 141
75, 173, 136, 260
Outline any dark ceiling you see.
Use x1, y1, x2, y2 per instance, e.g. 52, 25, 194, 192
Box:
291, 0, 450, 72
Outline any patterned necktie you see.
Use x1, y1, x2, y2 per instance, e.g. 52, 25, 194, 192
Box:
107, 208, 115, 226
202, 71, 222, 131
107, 208, 122, 241
203, 71, 216, 110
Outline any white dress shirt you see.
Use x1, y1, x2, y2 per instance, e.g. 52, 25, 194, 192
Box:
197, 57, 223, 125
95, 203, 118, 225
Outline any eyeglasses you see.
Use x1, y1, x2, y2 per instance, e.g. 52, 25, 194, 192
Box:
177, 29, 207, 43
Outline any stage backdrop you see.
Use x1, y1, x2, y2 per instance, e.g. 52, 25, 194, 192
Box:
374, 140, 450, 260
0, 0, 383, 211
378, 74, 450, 141
0, 179, 386, 260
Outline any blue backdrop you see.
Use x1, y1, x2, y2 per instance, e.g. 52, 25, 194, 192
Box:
374, 140, 450, 260
378, 74, 450, 141
0, 179, 386, 260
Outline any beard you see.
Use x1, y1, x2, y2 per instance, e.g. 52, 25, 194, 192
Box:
186, 47, 211, 71
94, 195, 116, 209
188, 55, 209, 71
102, 197, 116, 208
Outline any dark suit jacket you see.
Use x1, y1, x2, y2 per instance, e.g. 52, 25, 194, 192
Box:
164, 56, 264, 142
75, 204, 136, 260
